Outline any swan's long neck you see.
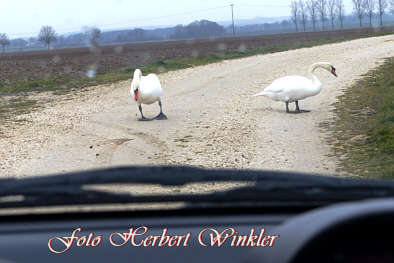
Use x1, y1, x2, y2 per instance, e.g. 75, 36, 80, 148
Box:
132, 70, 142, 90
308, 62, 325, 95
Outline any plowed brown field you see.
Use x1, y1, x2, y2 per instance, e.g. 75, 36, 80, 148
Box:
1, 27, 392, 83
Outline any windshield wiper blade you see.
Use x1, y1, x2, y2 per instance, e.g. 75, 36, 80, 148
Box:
1, 166, 393, 209
3, 165, 390, 190
221, 183, 394, 202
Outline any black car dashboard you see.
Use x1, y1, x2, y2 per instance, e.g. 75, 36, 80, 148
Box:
0, 198, 393, 263
1, 167, 393, 263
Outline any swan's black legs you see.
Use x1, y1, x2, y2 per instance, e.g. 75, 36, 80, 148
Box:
285, 101, 310, 114
154, 101, 167, 120
285, 101, 299, 114
137, 102, 167, 121
286, 101, 292, 113
138, 105, 152, 121
295, 101, 310, 113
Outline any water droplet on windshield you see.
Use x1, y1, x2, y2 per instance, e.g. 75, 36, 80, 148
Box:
143, 52, 152, 63
238, 44, 247, 53
52, 55, 61, 64
86, 69, 96, 78
115, 46, 123, 54
191, 50, 199, 57
64, 66, 72, 74
217, 43, 227, 51
158, 66, 165, 73
39, 60, 46, 69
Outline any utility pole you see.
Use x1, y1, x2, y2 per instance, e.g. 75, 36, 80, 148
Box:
231, 4, 235, 36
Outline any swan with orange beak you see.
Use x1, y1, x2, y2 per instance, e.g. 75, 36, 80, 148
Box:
131, 69, 167, 121
253, 62, 338, 113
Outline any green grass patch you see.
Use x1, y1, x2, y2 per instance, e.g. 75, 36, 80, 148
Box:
0, 73, 133, 95
330, 57, 393, 179
0, 99, 40, 122
126, 33, 392, 76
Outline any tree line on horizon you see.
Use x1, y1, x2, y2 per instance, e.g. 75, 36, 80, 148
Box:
0, 20, 227, 51
290, 0, 394, 31
0, 0, 393, 52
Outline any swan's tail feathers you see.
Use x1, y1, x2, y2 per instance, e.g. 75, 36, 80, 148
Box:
252, 91, 266, 97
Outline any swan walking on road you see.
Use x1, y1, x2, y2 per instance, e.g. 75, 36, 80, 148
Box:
131, 69, 167, 121
253, 62, 338, 114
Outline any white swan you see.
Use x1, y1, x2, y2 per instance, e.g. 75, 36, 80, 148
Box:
253, 62, 337, 113
130, 69, 167, 121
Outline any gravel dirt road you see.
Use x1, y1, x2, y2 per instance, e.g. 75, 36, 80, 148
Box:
1, 34, 393, 178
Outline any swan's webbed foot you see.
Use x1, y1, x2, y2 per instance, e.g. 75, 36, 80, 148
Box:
153, 112, 167, 120
287, 101, 310, 114
138, 116, 152, 121
137, 105, 152, 121
153, 101, 167, 120
287, 110, 302, 114
285, 101, 298, 114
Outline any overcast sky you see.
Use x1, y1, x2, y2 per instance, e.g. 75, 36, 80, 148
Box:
1, 0, 355, 38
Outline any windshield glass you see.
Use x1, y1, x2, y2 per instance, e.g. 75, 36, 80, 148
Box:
0, 1, 393, 187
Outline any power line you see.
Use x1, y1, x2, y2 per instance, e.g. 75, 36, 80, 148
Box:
9, 5, 232, 38
97, 4, 288, 29
236, 4, 288, 8
54, 4, 289, 33
231, 4, 235, 36
10, 4, 290, 38
57, 5, 230, 33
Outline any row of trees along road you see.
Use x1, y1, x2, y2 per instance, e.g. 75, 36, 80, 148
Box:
0, 25, 101, 52
290, 0, 394, 31
0, 20, 226, 52
37, 25, 101, 50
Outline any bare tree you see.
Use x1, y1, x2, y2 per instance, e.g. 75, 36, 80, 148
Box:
352, 0, 366, 27
290, 1, 300, 32
38, 25, 57, 50
364, 0, 376, 27
82, 26, 101, 43
29, 37, 37, 45
316, 0, 327, 29
336, 0, 346, 29
391, 0, 394, 14
327, 0, 337, 29
0, 33, 10, 53
299, 0, 309, 31
307, 0, 318, 31
377, 0, 389, 26
281, 20, 291, 28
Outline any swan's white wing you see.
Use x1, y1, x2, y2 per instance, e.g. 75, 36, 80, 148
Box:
145, 73, 161, 85
139, 74, 163, 105
264, 76, 311, 92
262, 76, 315, 102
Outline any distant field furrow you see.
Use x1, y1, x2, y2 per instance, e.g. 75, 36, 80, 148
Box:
0, 27, 392, 84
